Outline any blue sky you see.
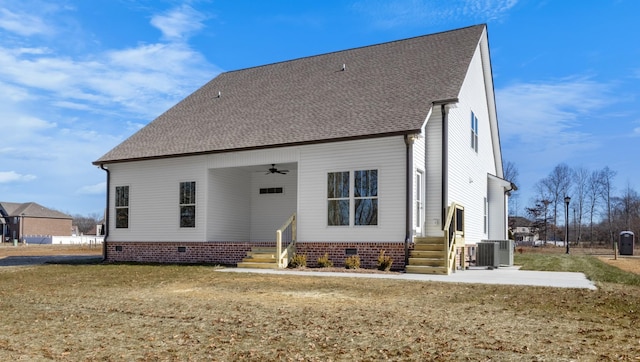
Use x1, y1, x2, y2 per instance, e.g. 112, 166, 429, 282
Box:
0, 0, 638, 217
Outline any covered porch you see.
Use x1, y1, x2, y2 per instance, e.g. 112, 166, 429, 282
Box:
207, 162, 298, 268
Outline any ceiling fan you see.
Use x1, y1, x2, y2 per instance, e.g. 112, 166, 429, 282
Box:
266, 164, 289, 175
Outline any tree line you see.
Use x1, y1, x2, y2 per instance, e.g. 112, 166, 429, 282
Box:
506, 162, 639, 246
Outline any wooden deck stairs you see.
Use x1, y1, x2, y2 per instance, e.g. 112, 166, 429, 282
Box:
405, 237, 448, 274
236, 247, 280, 269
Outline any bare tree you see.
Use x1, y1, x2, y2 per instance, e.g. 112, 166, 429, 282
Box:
617, 183, 640, 232
503, 160, 519, 216
599, 166, 616, 246
72, 213, 103, 235
540, 163, 573, 241
572, 167, 590, 244
586, 169, 604, 244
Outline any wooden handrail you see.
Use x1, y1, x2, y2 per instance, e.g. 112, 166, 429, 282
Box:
276, 213, 297, 268
443, 203, 464, 274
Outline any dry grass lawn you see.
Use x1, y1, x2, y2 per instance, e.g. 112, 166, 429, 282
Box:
0, 245, 639, 360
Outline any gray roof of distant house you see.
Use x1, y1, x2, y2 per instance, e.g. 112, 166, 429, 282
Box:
0, 202, 72, 219
94, 24, 486, 164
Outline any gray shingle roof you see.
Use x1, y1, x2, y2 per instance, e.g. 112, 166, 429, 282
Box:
0, 202, 71, 219
95, 24, 485, 164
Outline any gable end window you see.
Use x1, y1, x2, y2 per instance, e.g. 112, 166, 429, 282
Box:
179, 181, 196, 228
328, 169, 378, 226
471, 111, 479, 153
115, 186, 129, 229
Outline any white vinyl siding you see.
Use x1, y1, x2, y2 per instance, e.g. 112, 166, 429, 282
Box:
108, 136, 407, 244
425, 108, 443, 237
487, 175, 509, 240
249, 170, 297, 242
108, 156, 208, 242
447, 40, 499, 245
297, 137, 405, 242
207, 168, 251, 241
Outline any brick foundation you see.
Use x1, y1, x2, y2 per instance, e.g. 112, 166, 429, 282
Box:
296, 242, 406, 271
105, 241, 273, 265
104, 241, 407, 270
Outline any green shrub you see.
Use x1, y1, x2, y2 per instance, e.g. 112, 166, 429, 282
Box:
317, 253, 333, 268
344, 255, 360, 269
377, 250, 393, 271
288, 253, 307, 268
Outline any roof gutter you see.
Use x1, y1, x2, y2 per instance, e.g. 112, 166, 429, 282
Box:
99, 164, 110, 262
91, 130, 422, 166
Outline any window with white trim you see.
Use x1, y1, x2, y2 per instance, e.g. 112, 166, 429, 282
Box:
179, 181, 196, 228
354, 170, 378, 225
115, 186, 129, 229
327, 171, 349, 226
471, 111, 479, 153
327, 169, 378, 226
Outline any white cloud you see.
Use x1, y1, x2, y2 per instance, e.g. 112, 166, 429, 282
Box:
0, 3, 218, 215
150, 4, 207, 41
497, 77, 609, 141
77, 182, 106, 195
353, 0, 517, 28
0, 8, 50, 36
0, 171, 36, 183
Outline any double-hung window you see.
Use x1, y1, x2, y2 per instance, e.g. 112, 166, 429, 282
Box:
179, 181, 196, 228
354, 170, 378, 225
471, 111, 479, 153
115, 186, 129, 229
327, 169, 378, 226
327, 172, 349, 226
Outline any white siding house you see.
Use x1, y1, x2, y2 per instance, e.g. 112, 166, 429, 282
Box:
94, 24, 512, 272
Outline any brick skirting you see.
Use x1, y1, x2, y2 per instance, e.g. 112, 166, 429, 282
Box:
296, 242, 406, 271
104, 241, 407, 270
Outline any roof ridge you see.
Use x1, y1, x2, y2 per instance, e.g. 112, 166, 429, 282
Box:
221, 24, 487, 75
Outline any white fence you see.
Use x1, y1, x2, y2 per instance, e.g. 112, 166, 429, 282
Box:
23, 235, 104, 246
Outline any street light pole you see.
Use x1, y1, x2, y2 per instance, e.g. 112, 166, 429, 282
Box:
564, 196, 571, 254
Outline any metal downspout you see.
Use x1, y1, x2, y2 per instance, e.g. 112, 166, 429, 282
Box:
441, 104, 448, 228
99, 164, 110, 262
405, 134, 415, 267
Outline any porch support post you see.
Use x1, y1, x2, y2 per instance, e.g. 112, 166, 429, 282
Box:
404, 134, 415, 266
99, 164, 110, 261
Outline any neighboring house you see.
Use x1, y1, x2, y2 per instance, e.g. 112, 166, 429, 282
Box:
93, 24, 513, 274
0, 202, 72, 242
509, 216, 540, 243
